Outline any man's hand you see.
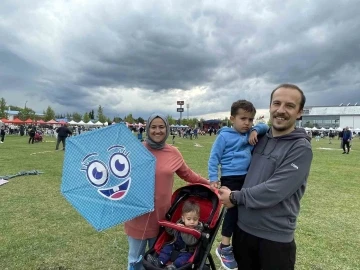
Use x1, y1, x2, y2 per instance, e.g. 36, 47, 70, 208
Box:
218, 186, 235, 208
248, 130, 258, 145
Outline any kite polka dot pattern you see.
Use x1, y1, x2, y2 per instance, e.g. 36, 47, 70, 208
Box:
61, 124, 156, 231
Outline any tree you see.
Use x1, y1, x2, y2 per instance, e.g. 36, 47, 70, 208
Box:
0, 97, 8, 118
72, 112, 82, 122
137, 117, 145, 124
83, 112, 90, 123
113, 117, 122, 123
267, 119, 272, 128
18, 108, 35, 121
97, 105, 107, 123
43, 106, 56, 121
166, 115, 176, 125
124, 114, 134, 123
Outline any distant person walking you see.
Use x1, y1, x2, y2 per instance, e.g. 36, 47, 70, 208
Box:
0, 126, 5, 143
56, 124, 73, 150
28, 126, 36, 144
342, 126, 352, 154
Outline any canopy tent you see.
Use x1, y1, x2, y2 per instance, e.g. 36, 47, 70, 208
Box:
24, 118, 33, 124
37, 119, 46, 124
336, 127, 343, 131
103, 122, 108, 126
170, 125, 189, 128
68, 120, 78, 125
85, 121, 95, 125
9, 118, 24, 124
47, 119, 58, 124
94, 121, 103, 126
1, 118, 9, 123
320, 127, 326, 130
77, 120, 85, 125
311, 127, 318, 130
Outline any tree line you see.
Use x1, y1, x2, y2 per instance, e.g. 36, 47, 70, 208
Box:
0, 97, 208, 127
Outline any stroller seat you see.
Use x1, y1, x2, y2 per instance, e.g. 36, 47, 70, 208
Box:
143, 184, 225, 270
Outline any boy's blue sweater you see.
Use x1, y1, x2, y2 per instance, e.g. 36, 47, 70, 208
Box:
208, 124, 268, 181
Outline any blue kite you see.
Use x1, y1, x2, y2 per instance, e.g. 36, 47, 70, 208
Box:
61, 124, 156, 231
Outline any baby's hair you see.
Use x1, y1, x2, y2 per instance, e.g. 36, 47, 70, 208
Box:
182, 200, 200, 216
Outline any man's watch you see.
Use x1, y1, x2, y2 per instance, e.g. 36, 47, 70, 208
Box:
229, 192, 237, 205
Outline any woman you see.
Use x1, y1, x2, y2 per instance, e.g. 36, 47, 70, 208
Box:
124, 113, 209, 270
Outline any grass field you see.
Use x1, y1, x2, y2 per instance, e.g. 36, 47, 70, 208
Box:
0, 132, 359, 270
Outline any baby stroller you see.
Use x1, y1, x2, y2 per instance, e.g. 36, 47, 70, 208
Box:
142, 184, 225, 270
34, 132, 43, 142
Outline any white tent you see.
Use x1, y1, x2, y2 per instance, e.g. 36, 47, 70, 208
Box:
78, 120, 85, 125
85, 121, 95, 125
336, 127, 342, 131
312, 127, 318, 130
104, 122, 108, 126
329, 127, 334, 131
68, 120, 78, 125
304, 127, 311, 131
320, 127, 326, 130
95, 121, 103, 126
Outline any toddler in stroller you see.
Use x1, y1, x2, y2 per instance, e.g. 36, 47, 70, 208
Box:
142, 184, 224, 270
34, 131, 43, 142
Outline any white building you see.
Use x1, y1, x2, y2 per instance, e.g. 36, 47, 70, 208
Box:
300, 104, 360, 129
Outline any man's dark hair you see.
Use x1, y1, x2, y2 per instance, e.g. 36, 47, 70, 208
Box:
182, 200, 200, 216
270, 84, 306, 111
231, 100, 256, 116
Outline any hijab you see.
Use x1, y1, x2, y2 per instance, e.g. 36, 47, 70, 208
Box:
146, 113, 170, 150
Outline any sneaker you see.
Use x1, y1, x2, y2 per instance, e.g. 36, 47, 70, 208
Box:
216, 245, 238, 270
165, 265, 177, 270
146, 254, 162, 268
342, 152, 346, 154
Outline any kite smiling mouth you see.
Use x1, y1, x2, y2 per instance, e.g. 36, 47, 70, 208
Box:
98, 178, 131, 200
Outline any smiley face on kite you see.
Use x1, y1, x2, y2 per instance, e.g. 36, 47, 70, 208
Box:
81, 145, 131, 200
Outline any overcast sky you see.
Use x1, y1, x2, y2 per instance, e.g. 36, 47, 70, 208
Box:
1, 0, 360, 120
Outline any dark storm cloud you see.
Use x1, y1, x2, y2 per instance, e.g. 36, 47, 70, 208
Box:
0, 0, 360, 117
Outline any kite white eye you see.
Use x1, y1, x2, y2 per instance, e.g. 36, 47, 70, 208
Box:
109, 153, 130, 178
86, 160, 109, 187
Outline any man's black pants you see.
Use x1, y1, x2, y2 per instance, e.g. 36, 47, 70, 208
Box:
342, 140, 350, 153
220, 175, 246, 238
56, 136, 66, 150
232, 226, 296, 270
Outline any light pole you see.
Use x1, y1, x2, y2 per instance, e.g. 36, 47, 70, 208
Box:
25, 100, 28, 109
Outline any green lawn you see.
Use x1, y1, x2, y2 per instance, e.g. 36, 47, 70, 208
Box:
0, 134, 359, 270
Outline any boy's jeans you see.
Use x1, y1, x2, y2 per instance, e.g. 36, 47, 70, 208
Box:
127, 236, 156, 270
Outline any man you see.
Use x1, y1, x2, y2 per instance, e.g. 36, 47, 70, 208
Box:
0, 126, 5, 143
342, 126, 352, 154
219, 84, 313, 270
56, 124, 72, 150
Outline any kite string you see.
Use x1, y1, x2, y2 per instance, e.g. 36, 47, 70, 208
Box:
136, 212, 152, 262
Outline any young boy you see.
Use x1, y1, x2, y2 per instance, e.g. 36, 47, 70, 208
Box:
208, 100, 268, 270
147, 201, 203, 269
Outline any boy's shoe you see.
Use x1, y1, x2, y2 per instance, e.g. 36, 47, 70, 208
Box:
165, 265, 177, 270
216, 245, 238, 270
146, 254, 162, 268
